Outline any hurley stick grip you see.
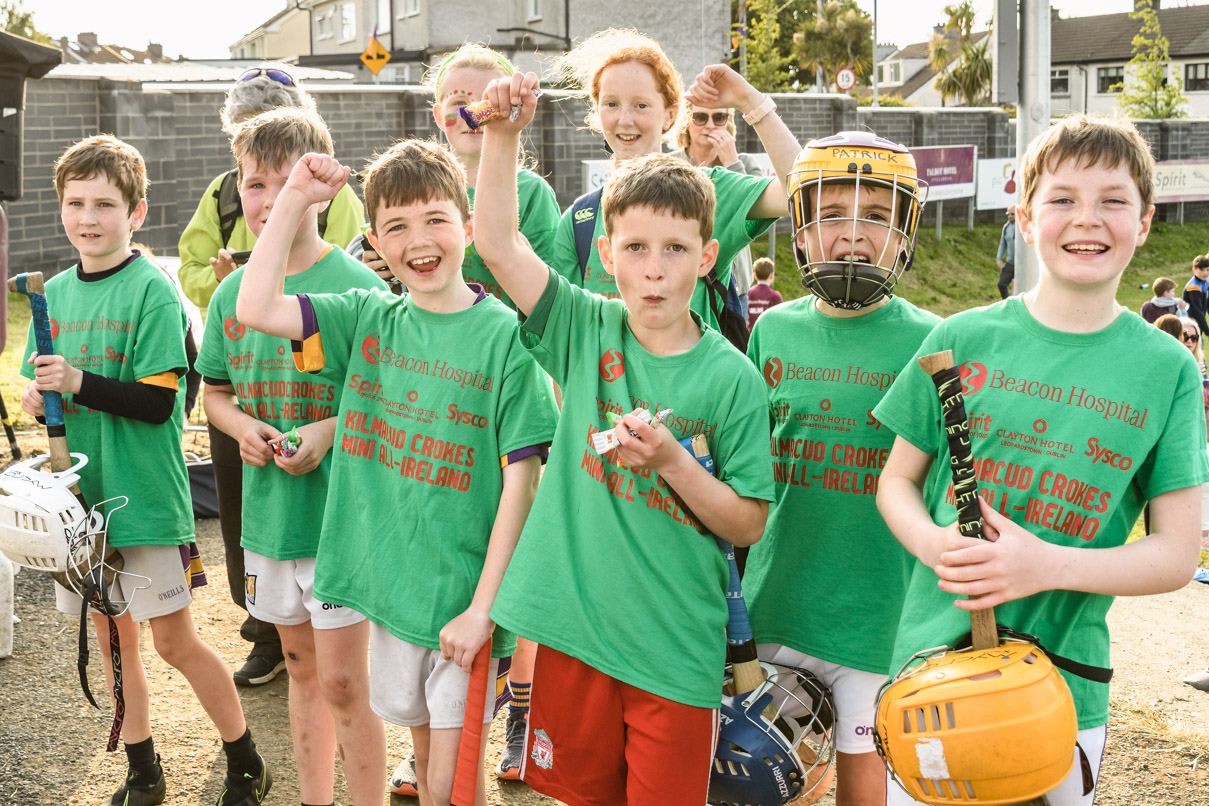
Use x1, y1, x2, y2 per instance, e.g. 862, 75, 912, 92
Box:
917, 350, 999, 651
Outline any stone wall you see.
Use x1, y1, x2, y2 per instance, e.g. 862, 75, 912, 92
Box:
10, 75, 1209, 274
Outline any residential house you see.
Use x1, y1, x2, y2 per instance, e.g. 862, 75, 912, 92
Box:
56, 32, 173, 65
229, 3, 312, 62
288, 0, 728, 83
875, 27, 991, 106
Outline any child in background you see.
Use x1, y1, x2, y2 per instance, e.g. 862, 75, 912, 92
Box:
22, 135, 269, 806
550, 28, 799, 334
874, 115, 1208, 805
746, 255, 782, 330
1184, 255, 1209, 337
476, 72, 774, 806
235, 139, 557, 806
743, 132, 940, 806
1140, 276, 1188, 323
197, 108, 388, 806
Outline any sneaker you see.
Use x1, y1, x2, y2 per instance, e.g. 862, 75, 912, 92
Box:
99, 757, 166, 806
495, 709, 527, 781
1185, 669, 1209, 692
233, 648, 286, 687
389, 751, 418, 797
216, 752, 271, 805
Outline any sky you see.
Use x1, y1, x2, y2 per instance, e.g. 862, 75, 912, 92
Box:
28, 0, 1198, 61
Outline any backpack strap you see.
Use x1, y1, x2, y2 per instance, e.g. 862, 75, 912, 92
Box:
571, 187, 603, 282
213, 169, 242, 249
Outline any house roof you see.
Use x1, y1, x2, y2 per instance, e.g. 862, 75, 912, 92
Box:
885, 31, 990, 100
1053, 5, 1209, 64
47, 61, 355, 83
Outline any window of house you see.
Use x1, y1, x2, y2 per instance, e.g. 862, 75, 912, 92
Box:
1097, 65, 1124, 93
527, 0, 542, 21
399, 0, 419, 17
340, 2, 356, 41
1051, 68, 1069, 96
880, 61, 901, 84
316, 9, 332, 39
377, 0, 392, 34
1186, 62, 1209, 92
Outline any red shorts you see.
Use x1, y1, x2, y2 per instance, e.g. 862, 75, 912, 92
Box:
521, 644, 719, 806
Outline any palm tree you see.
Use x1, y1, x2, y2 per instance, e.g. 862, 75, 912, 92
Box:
927, 0, 990, 106
793, 0, 874, 86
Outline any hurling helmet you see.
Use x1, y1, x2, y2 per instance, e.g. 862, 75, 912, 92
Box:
788, 131, 928, 309
710, 661, 836, 806
874, 638, 1077, 805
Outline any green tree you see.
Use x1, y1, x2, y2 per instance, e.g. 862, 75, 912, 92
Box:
792, 0, 874, 89
1, 1, 50, 44
927, 1, 991, 106
733, 0, 793, 92
1113, 0, 1187, 119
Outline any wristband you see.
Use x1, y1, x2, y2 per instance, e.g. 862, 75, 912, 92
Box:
742, 96, 777, 126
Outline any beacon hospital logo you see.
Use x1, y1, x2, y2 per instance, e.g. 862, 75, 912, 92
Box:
959, 361, 988, 395
763, 358, 783, 389
224, 317, 246, 341
362, 333, 381, 364
599, 349, 625, 382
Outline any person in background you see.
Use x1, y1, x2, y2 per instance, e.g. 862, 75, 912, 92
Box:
1184, 255, 1209, 339
746, 256, 783, 330
669, 104, 764, 320
995, 206, 1015, 299
1140, 276, 1188, 324
177, 65, 367, 689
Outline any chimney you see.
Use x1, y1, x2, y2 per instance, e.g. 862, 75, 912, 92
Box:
78, 32, 98, 50
147, 43, 163, 60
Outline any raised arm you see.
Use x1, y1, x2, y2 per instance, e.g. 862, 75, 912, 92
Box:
474, 73, 555, 317
236, 153, 349, 340
686, 65, 800, 220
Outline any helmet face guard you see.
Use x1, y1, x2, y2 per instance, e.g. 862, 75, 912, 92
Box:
874, 639, 1077, 805
0, 454, 143, 616
788, 132, 928, 310
709, 661, 836, 806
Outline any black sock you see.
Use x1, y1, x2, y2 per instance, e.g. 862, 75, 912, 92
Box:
124, 737, 159, 780
222, 728, 261, 777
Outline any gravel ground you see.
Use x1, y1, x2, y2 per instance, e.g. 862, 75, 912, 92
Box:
1, 428, 1208, 804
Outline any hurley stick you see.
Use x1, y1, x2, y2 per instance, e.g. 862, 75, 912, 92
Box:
916, 350, 999, 651
451, 637, 493, 806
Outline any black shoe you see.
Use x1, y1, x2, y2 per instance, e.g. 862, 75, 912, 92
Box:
216, 752, 272, 805
495, 709, 527, 780
233, 648, 285, 687
99, 756, 166, 806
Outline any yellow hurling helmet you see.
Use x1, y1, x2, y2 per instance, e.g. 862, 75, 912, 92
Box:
874, 638, 1077, 805
788, 131, 927, 309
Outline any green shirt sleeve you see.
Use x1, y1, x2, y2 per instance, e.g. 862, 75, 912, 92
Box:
518, 170, 561, 267
177, 173, 230, 315
551, 206, 584, 287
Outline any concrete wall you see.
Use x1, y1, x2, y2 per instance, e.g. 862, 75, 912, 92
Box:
11, 75, 1209, 275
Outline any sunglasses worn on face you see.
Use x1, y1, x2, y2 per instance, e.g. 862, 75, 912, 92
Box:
691, 111, 730, 126
1184, 333, 1199, 343
238, 68, 295, 87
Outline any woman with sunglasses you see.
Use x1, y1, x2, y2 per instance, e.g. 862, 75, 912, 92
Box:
670, 104, 765, 322
177, 64, 367, 692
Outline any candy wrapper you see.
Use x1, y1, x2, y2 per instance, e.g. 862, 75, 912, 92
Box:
271, 427, 303, 458
457, 88, 544, 130
592, 408, 674, 454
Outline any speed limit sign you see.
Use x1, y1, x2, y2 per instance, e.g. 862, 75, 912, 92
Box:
835, 67, 856, 92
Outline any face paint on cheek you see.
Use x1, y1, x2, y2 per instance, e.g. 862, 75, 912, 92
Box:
442, 112, 460, 128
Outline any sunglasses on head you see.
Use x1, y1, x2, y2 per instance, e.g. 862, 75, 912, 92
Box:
237, 68, 295, 87
1184, 332, 1199, 343
691, 111, 730, 126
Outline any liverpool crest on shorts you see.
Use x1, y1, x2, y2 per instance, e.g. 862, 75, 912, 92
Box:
244, 573, 256, 606
530, 728, 553, 769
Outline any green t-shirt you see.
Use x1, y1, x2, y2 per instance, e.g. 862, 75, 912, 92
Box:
464, 169, 560, 310
743, 296, 941, 673
305, 289, 558, 657
490, 268, 776, 707
194, 248, 388, 560
20, 254, 193, 548
873, 297, 1209, 729
177, 171, 366, 316
550, 166, 775, 331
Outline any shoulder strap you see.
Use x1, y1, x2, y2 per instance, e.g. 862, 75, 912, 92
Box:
213, 169, 242, 248
571, 187, 603, 282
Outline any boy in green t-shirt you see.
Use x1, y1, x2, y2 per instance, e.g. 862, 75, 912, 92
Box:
744, 132, 940, 806
20, 136, 269, 806
235, 139, 557, 806
874, 116, 1209, 805
474, 73, 774, 805
196, 108, 387, 806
